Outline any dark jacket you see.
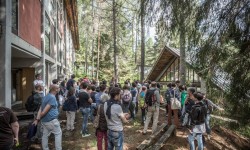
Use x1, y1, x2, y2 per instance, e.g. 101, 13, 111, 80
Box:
67, 95, 78, 111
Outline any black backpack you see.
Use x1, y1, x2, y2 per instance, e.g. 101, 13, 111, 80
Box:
145, 89, 156, 106
165, 89, 171, 104
190, 101, 207, 125
25, 92, 40, 112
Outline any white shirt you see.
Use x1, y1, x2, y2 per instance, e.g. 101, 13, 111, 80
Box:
34, 79, 44, 87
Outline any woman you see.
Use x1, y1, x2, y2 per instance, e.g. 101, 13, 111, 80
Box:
139, 86, 147, 125
66, 87, 78, 131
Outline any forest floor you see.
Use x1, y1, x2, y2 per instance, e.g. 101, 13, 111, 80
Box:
16, 107, 250, 150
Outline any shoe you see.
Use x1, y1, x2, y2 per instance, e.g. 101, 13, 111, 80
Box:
207, 134, 211, 140
82, 133, 91, 137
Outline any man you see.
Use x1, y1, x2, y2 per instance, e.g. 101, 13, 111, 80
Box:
104, 87, 129, 150
143, 81, 160, 134
78, 82, 93, 137
188, 92, 207, 150
33, 84, 62, 150
95, 84, 107, 106
0, 107, 19, 150
130, 82, 138, 118
34, 74, 45, 87
33, 84, 44, 142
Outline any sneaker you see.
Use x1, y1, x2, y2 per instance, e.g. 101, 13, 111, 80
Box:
82, 133, 91, 137
207, 134, 211, 140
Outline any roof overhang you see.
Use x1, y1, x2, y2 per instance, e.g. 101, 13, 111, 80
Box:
64, 0, 79, 50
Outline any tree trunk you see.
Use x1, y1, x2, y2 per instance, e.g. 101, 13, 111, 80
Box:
97, 30, 100, 81
140, 0, 145, 83
179, 17, 186, 85
112, 0, 118, 84
85, 32, 88, 75
91, 0, 95, 79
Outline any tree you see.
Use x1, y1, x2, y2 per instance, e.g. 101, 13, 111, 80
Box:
140, 0, 145, 82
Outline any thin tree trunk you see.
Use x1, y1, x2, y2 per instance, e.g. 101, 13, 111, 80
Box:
85, 31, 88, 75
112, 0, 118, 84
91, 0, 95, 79
97, 30, 100, 81
140, 0, 145, 83
179, 18, 186, 85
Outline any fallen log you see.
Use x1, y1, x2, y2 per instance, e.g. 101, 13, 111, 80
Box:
136, 123, 167, 150
147, 125, 176, 150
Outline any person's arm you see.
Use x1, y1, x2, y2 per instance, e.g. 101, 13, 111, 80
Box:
120, 113, 129, 123
11, 121, 19, 144
33, 107, 42, 125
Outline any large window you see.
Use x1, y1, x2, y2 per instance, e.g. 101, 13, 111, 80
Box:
45, 14, 51, 55
12, 0, 18, 34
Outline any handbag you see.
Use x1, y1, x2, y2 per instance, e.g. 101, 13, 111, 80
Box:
93, 105, 100, 128
170, 90, 181, 110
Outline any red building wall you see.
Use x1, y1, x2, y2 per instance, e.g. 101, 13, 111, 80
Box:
19, 0, 41, 50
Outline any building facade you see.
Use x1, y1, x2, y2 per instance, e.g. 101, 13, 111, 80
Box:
0, 0, 79, 108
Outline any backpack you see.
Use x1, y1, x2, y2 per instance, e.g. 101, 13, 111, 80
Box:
165, 89, 171, 104
139, 91, 145, 107
145, 89, 156, 106
25, 92, 39, 112
190, 102, 207, 125
122, 90, 131, 103
131, 89, 137, 98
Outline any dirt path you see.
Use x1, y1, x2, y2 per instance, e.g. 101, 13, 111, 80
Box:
17, 107, 248, 150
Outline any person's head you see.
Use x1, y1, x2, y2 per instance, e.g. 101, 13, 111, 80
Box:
35, 74, 41, 80
114, 83, 119, 88
67, 87, 75, 97
100, 84, 106, 92
110, 87, 121, 100
124, 81, 128, 85
167, 83, 171, 88
132, 82, 137, 88
148, 80, 152, 85
171, 82, 176, 88
182, 85, 187, 91
87, 85, 92, 91
194, 92, 204, 101
71, 74, 75, 79
175, 80, 180, 86
151, 81, 157, 87
60, 81, 65, 87
102, 80, 107, 85
35, 84, 43, 91
49, 84, 60, 94
80, 82, 88, 89
188, 88, 196, 97
157, 83, 161, 89
123, 85, 130, 90
91, 85, 96, 91
142, 86, 147, 91
52, 79, 59, 84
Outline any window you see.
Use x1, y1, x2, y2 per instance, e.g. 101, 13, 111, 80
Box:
12, 0, 18, 34
45, 14, 51, 55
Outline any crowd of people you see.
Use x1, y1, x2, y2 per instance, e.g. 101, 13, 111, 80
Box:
0, 73, 224, 150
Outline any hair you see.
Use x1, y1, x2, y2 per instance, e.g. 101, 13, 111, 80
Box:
67, 87, 75, 97
35, 84, 42, 90
91, 85, 96, 91
99, 84, 106, 92
142, 86, 147, 91
114, 83, 119, 87
182, 85, 187, 91
87, 85, 92, 91
35, 74, 41, 78
188, 87, 196, 95
100, 93, 110, 102
171, 82, 176, 87
151, 81, 157, 87
157, 83, 161, 89
80, 82, 88, 89
123, 85, 130, 90
71, 74, 75, 79
175, 80, 180, 84
167, 83, 172, 88
49, 84, 59, 92
52, 79, 58, 84
110, 87, 121, 99
102, 80, 107, 85
194, 92, 204, 101
148, 80, 152, 84
124, 81, 128, 84
132, 82, 137, 88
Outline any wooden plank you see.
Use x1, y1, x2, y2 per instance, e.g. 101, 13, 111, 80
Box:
147, 125, 176, 150
136, 123, 167, 150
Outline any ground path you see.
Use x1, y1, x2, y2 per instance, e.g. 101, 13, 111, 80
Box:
16, 107, 249, 150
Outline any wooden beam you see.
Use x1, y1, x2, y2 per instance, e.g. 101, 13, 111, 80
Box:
146, 125, 176, 150
136, 123, 167, 150
155, 57, 177, 82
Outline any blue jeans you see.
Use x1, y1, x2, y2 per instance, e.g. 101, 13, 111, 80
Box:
188, 133, 203, 150
205, 114, 211, 134
80, 107, 91, 134
108, 130, 123, 150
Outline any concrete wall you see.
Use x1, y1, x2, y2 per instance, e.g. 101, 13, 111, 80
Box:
19, 0, 41, 50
